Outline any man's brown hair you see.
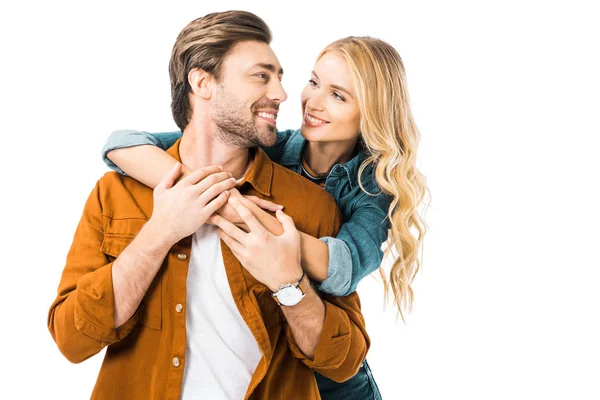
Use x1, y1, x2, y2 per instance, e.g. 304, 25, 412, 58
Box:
169, 11, 272, 131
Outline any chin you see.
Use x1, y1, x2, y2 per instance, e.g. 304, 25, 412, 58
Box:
300, 125, 330, 142
255, 130, 277, 147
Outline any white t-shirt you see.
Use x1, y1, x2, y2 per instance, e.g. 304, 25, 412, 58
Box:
180, 224, 262, 399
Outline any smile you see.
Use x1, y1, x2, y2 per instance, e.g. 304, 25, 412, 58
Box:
256, 112, 277, 120
304, 112, 329, 127
255, 111, 278, 125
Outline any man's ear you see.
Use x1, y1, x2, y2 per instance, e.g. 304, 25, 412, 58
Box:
188, 68, 213, 99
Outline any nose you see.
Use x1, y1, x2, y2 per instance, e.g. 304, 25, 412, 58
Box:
268, 79, 288, 103
305, 89, 326, 112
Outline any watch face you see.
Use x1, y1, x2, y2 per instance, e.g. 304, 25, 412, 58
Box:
277, 287, 303, 306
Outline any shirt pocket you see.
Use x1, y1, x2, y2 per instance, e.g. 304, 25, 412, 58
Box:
100, 234, 162, 331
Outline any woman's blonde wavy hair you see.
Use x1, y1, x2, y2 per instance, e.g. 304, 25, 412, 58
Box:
318, 37, 429, 320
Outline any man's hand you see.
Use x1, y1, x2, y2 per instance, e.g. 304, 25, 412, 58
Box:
150, 163, 237, 245
212, 196, 302, 292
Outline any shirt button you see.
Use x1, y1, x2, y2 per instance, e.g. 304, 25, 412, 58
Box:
172, 357, 180, 367
175, 303, 183, 313
176, 253, 188, 261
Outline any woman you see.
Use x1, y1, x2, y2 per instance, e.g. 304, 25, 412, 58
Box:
102, 36, 428, 399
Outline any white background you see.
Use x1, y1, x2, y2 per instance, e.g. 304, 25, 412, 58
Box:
1, 1, 599, 399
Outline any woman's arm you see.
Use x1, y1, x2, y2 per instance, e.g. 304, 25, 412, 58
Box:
102, 129, 297, 182
108, 145, 191, 188
103, 130, 186, 187
101, 129, 387, 294
225, 190, 331, 283
230, 189, 392, 295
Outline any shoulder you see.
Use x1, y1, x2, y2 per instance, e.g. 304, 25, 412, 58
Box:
98, 170, 143, 191
353, 164, 393, 211
97, 172, 153, 219
261, 128, 301, 163
270, 164, 341, 237
273, 165, 335, 203
276, 129, 305, 165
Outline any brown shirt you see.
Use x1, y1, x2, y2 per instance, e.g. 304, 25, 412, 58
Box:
48, 139, 369, 399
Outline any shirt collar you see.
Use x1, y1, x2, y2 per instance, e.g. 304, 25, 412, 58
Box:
166, 138, 273, 197
278, 130, 369, 190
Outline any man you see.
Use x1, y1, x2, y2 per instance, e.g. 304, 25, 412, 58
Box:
48, 11, 368, 399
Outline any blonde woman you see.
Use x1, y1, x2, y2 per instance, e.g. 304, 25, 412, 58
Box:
102, 36, 427, 399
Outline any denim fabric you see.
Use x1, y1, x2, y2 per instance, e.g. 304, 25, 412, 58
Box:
102, 130, 183, 176
315, 360, 382, 400
102, 129, 392, 296
317, 236, 352, 295
255, 128, 392, 295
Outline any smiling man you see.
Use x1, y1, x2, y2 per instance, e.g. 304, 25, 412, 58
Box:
48, 11, 368, 400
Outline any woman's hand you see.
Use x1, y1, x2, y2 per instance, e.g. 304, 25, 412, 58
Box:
211, 196, 303, 292
209, 188, 283, 227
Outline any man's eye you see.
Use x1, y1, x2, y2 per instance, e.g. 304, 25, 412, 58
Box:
256, 73, 268, 80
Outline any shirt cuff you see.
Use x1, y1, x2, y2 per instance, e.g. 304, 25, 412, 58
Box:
285, 301, 352, 369
314, 237, 352, 296
101, 130, 163, 176
74, 263, 141, 343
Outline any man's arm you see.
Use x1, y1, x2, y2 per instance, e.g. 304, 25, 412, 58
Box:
47, 179, 155, 363
111, 221, 173, 327
283, 290, 369, 383
48, 164, 236, 363
277, 207, 369, 383
214, 197, 369, 382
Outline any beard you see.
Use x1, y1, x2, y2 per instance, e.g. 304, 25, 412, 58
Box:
212, 83, 278, 148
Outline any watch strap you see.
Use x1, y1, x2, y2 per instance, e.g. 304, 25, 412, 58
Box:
272, 270, 308, 306
297, 271, 310, 294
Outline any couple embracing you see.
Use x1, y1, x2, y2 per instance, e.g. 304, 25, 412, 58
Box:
48, 10, 427, 400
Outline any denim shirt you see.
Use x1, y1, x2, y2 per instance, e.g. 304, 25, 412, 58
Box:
102, 129, 391, 296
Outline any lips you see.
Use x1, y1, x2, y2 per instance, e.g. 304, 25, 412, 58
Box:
256, 111, 277, 120
255, 110, 278, 125
304, 112, 329, 127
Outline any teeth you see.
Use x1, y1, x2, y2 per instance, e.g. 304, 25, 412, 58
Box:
306, 114, 327, 125
257, 112, 277, 120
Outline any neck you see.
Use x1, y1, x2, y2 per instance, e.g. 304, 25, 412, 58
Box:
180, 119, 252, 180
303, 138, 358, 175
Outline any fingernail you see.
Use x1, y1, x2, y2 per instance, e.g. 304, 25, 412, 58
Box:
278, 205, 284, 210
218, 165, 223, 171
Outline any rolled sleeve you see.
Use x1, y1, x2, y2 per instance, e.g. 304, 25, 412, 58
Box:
101, 130, 182, 175
314, 237, 352, 296
285, 293, 369, 383
336, 192, 392, 295
74, 263, 140, 342
48, 179, 140, 364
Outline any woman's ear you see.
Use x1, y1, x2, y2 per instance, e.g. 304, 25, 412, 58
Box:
188, 68, 213, 99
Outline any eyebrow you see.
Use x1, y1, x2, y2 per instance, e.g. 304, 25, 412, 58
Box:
253, 63, 284, 76
311, 71, 353, 99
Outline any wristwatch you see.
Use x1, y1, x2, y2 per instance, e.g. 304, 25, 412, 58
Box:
272, 271, 310, 306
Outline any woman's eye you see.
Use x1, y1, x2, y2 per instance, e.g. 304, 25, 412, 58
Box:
332, 92, 345, 101
308, 79, 318, 87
